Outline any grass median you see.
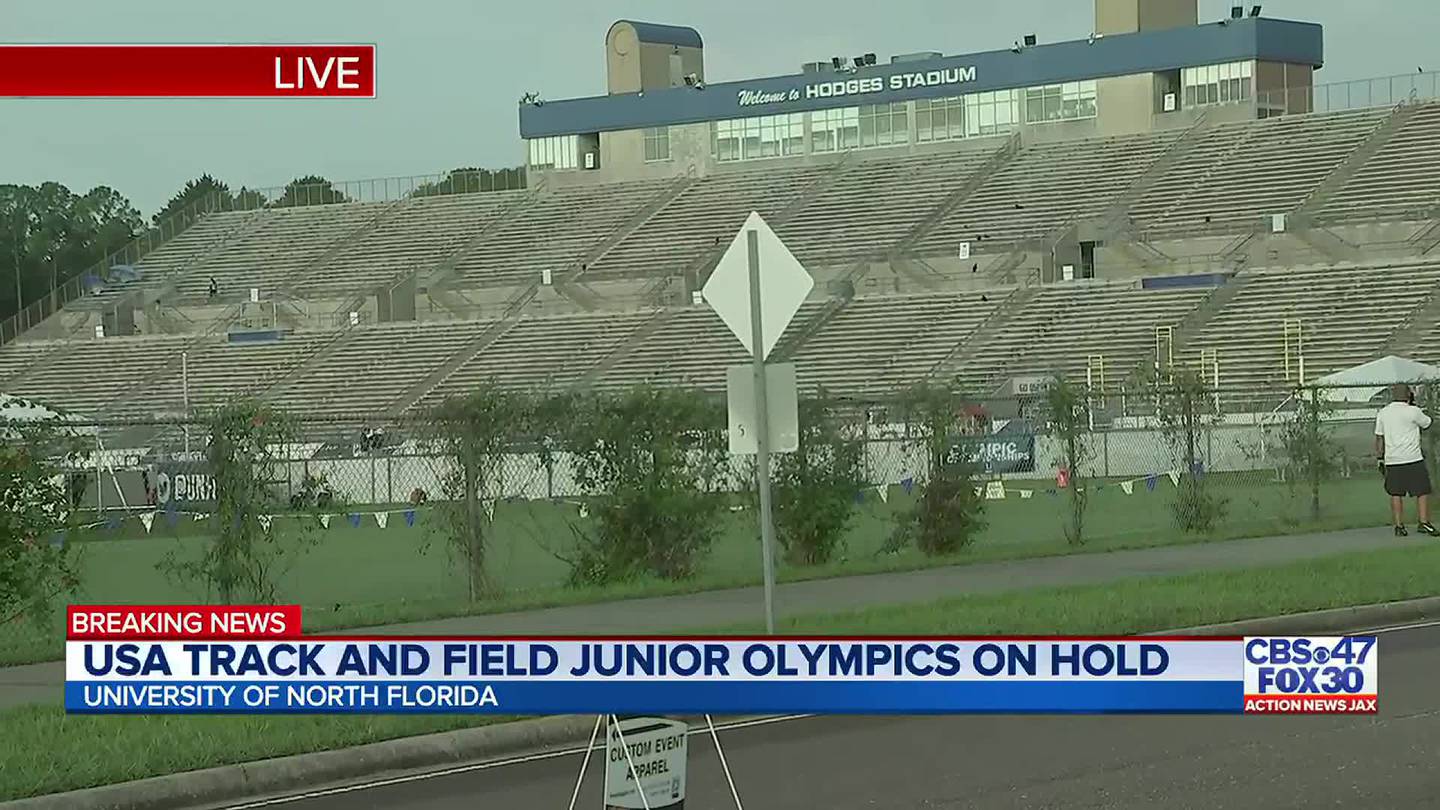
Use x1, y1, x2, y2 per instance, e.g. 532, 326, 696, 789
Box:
0, 473, 1395, 666
2, 543, 1438, 802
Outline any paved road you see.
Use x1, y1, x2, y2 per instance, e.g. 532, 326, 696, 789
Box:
0, 527, 1421, 709
221, 623, 1440, 810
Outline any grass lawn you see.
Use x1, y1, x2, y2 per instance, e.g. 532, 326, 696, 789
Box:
2, 543, 1436, 802
0, 472, 1392, 665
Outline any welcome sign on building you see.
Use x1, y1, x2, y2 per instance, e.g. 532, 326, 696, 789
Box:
737, 66, 978, 107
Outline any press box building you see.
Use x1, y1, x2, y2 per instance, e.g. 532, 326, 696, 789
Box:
517, 0, 1323, 185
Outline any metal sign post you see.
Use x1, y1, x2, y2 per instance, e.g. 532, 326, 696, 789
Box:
702, 210, 812, 638
745, 229, 779, 636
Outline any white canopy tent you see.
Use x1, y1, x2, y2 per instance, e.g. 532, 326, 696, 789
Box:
0, 392, 77, 424
1310, 356, 1440, 403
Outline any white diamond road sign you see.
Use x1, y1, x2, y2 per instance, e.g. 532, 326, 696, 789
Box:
702, 211, 814, 361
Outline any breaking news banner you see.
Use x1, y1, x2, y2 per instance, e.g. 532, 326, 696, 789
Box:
0, 45, 375, 98
63, 607, 1377, 716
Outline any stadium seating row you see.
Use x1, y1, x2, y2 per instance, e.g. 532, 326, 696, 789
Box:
74, 103, 1440, 315
5, 259, 1438, 418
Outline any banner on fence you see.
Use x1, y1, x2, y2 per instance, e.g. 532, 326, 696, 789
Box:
945, 434, 1036, 474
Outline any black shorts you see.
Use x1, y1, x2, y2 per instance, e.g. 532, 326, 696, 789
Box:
1384, 461, 1433, 497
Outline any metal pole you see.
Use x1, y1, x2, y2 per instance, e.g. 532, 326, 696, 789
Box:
12, 217, 22, 319
182, 351, 191, 453
746, 229, 778, 635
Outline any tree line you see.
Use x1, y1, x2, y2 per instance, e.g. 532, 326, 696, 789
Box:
0, 166, 524, 324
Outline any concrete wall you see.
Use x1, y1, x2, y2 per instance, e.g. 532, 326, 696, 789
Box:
1095, 0, 1197, 36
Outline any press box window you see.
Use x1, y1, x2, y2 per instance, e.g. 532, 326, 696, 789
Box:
1024, 81, 1096, 124
643, 127, 670, 162
527, 135, 578, 170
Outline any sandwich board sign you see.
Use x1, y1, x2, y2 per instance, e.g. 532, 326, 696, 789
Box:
604, 716, 688, 809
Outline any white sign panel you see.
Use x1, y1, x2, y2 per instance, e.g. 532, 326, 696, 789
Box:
605, 717, 688, 810
1271, 213, 1287, 233
958, 241, 971, 260
735, 66, 977, 107
249, 287, 260, 303
702, 211, 813, 361
726, 363, 800, 454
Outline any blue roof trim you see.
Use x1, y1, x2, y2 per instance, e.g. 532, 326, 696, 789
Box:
523, 18, 1322, 139
616, 20, 703, 50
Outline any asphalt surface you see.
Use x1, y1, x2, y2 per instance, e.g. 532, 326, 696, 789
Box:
1, 527, 1421, 709
217, 623, 1440, 810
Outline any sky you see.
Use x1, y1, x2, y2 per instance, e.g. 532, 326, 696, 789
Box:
2, 0, 1434, 217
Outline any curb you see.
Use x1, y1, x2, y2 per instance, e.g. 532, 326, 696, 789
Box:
0, 715, 598, 810
1157, 594, 1440, 637
8, 597, 1440, 810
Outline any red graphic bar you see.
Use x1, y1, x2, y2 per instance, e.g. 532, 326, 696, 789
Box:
67, 605, 303, 639
0, 45, 375, 97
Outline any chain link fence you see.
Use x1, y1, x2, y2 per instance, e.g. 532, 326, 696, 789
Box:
2, 379, 1424, 628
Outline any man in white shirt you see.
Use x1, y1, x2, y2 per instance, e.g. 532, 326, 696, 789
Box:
1374, 383, 1436, 536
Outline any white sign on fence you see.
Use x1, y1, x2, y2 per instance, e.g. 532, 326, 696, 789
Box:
604, 717, 688, 810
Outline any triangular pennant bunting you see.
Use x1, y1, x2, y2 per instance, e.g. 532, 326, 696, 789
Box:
139, 512, 155, 534
193, 512, 210, 522
1019, 489, 1033, 499
973, 486, 984, 497
1145, 475, 1158, 492
482, 499, 496, 521
578, 503, 590, 519
875, 485, 889, 504
854, 489, 866, 504
50, 531, 66, 548
1167, 470, 1181, 487
375, 512, 389, 529
1120, 480, 1134, 495
320, 514, 332, 529
347, 513, 362, 529
403, 510, 416, 528
984, 481, 1006, 500
164, 510, 180, 528
900, 476, 915, 495
258, 514, 273, 533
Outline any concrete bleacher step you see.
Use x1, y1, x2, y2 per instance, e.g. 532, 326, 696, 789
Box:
386, 319, 519, 415
1292, 103, 1421, 220
1292, 226, 1364, 263
931, 286, 1034, 385
572, 309, 674, 389
1097, 111, 1214, 238
423, 181, 550, 296
280, 198, 410, 298
1166, 274, 1253, 359
687, 151, 856, 291
255, 325, 361, 402
891, 132, 1022, 259
1378, 272, 1440, 358
565, 172, 698, 284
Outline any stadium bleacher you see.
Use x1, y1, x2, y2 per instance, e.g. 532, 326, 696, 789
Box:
1313, 103, 1440, 224
917, 130, 1185, 254
1127, 108, 1388, 235
7, 100, 1440, 421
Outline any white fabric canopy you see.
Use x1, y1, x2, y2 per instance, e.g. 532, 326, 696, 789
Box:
0, 393, 74, 423
1311, 356, 1440, 403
